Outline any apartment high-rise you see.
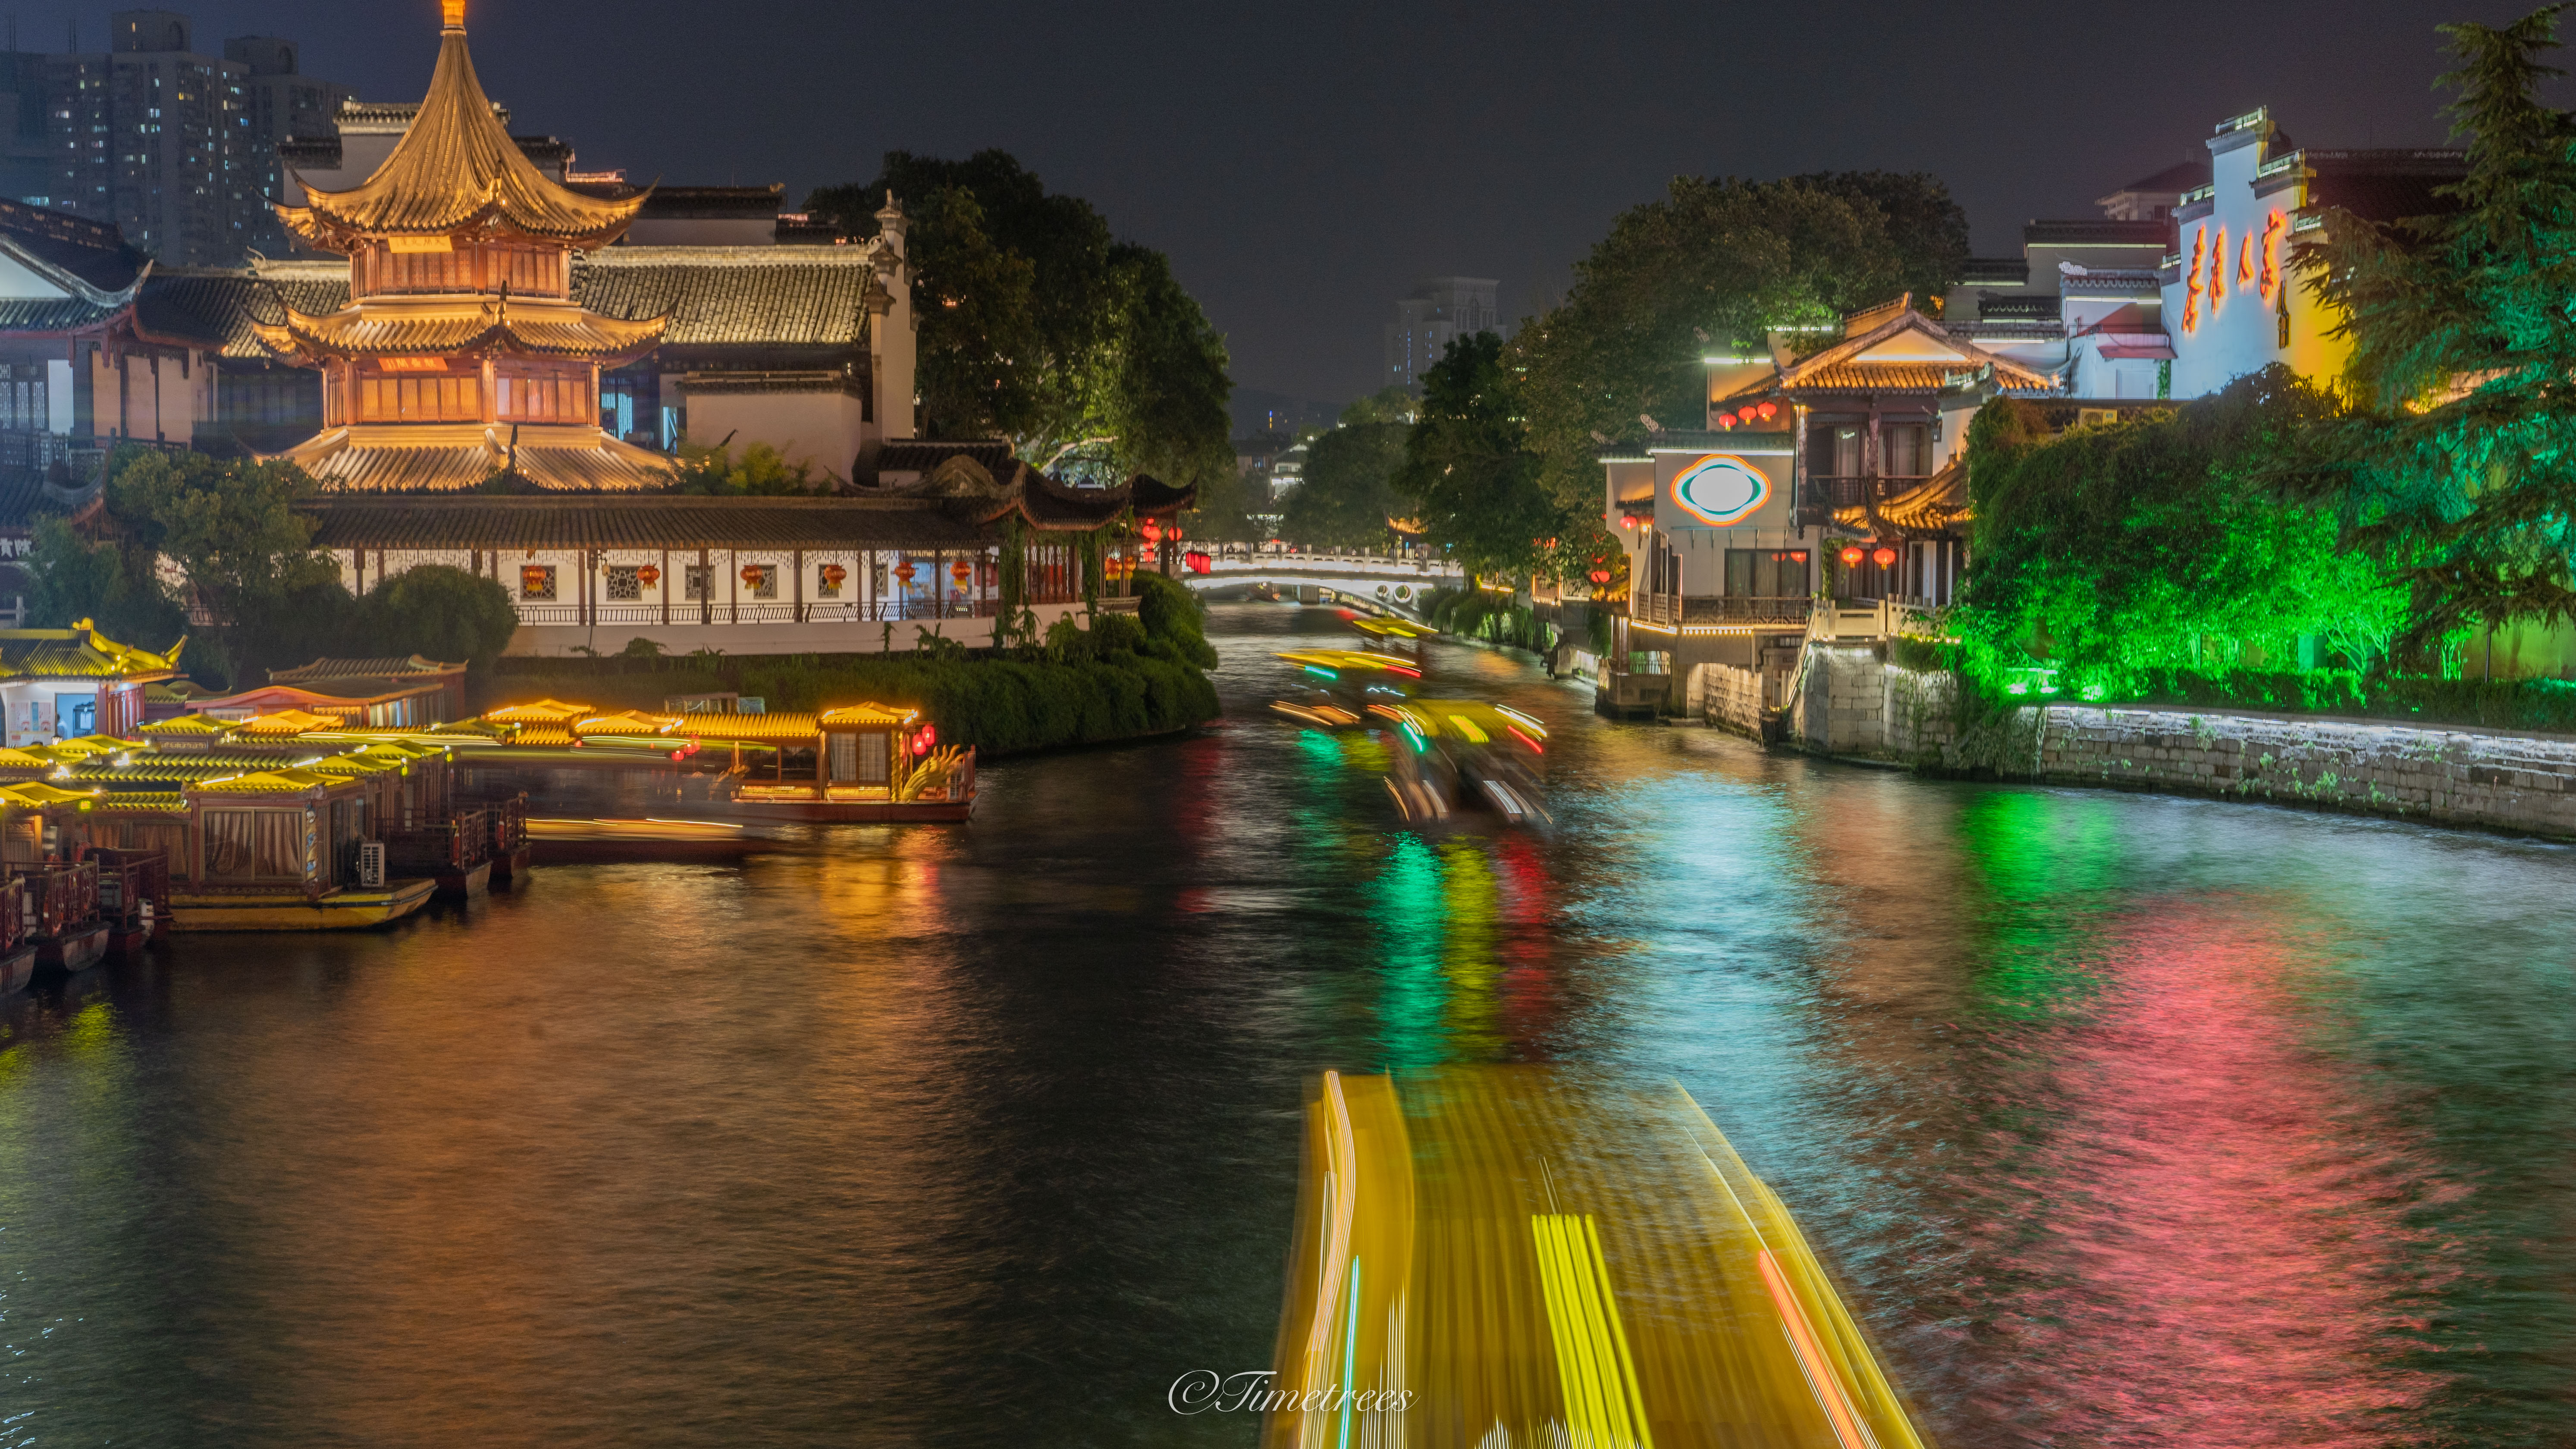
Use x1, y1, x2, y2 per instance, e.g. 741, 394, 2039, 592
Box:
22, 11, 346, 267
1383, 276, 1499, 391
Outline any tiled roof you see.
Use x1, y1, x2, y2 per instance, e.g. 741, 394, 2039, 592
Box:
1979, 294, 2059, 320
270, 655, 465, 682
300, 495, 992, 550
254, 298, 665, 364
280, 23, 645, 248
577, 246, 877, 348
277, 427, 677, 493
1958, 257, 2028, 286
0, 198, 144, 295
1833, 460, 1970, 534
137, 264, 348, 356
0, 622, 182, 680
1796, 362, 1966, 392
0, 297, 122, 333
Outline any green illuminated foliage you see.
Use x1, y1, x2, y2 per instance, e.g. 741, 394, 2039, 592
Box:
2297, 6, 2576, 648
1961, 368, 2407, 696
1393, 334, 1567, 579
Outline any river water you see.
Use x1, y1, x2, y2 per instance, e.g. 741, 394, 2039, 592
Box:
2, 602, 2572, 1448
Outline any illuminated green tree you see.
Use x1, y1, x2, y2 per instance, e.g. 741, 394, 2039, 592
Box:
1393, 334, 1568, 579
1280, 419, 1409, 549
2299, 6, 2576, 649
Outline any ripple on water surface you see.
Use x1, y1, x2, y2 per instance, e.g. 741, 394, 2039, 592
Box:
0, 602, 2570, 1447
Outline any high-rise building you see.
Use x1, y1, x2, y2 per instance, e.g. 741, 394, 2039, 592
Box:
224, 34, 351, 258
16, 11, 346, 267
1383, 276, 1498, 391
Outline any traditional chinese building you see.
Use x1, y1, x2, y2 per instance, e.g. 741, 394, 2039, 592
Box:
247, 0, 675, 491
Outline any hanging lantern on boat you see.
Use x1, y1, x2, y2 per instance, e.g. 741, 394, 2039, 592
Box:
1872, 546, 1898, 568
919, 723, 936, 747
893, 561, 917, 584
820, 563, 847, 589
910, 732, 929, 757
1840, 546, 1864, 567
636, 564, 660, 588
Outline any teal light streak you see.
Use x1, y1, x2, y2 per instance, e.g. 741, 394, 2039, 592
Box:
1305, 665, 1340, 680
1339, 1255, 1361, 1449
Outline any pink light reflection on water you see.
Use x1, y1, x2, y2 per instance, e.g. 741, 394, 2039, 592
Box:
1958, 898, 2461, 1448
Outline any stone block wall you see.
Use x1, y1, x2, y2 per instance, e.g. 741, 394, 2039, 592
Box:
2032, 706, 2576, 836
1696, 662, 1767, 739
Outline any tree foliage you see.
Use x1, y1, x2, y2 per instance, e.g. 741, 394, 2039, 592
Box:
1512, 171, 1969, 511
356, 565, 521, 670
1393, 334, 1568, 578
107, 450, 343, 683
672, 438, 828, 495
2297, 5, 2576, 647
1961, 368, 2407, 695
1280, 420, 1409, 549
809, 151, 1232, 498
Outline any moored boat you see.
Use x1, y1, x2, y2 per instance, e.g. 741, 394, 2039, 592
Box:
166, 878, 436, 932
527, 817, 788, 862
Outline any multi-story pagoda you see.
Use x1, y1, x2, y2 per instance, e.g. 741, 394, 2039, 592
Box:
251, 0, 673, 491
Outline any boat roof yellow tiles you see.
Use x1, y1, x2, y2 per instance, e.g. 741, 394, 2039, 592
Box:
571, 710, 681, 736
482, 700, 593, 724
1276, 649, 1421, 673
1350, 617, 1438, 639
138, 713, 232, 737
0, 781, 102, 807
0, 746, 56, 769
236, 709, 345, 737
91, 792, 187, 814
187, 768, 337, 796
55, 734, 143, 755
0, 619, 184, 681
675, 712, 833, 743
819, 703, 917, 727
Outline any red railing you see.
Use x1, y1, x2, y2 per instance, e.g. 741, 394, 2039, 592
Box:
90, 848, 169, 932
11, 860, 98, 939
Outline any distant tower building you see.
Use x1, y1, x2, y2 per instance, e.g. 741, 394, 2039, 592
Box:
224, 34, 352, 257
22, 10, 347, 267
1383, 276, 1499, 391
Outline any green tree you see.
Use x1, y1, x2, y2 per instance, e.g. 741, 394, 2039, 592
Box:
1280, 420, 1410, 548
1513, 172, 1969, 511
809, 152, 1232, 500
673, 438, 828, 495
1393, 334, 1569, 578
357, 565, 521, 669
2297, 6, 2576, 650
109, 450, 343, 683
21, 516, 186, 647
1961, 369, 2406, 693
1338, 387, 1419, 426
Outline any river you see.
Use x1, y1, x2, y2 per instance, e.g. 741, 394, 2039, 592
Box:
2, 602, 2571, 1448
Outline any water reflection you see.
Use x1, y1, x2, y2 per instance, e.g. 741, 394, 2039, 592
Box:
0, 603, 2566, 1446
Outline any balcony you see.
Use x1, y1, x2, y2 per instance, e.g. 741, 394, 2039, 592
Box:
1636, 595, 1814, 629
1798, 474, 1933, 524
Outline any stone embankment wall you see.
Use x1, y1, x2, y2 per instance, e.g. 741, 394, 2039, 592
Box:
1707, 642, 2576, 837
1692, 662, 1766, 739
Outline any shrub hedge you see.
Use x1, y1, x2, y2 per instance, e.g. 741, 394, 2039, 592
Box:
485, 575, 1221, 756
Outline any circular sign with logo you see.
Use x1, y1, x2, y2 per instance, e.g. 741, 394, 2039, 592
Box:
1670, 454, 1770, 526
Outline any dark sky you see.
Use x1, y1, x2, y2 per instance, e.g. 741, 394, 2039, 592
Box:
53, 0, 2546, 409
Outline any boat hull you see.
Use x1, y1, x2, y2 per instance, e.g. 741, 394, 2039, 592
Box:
35, 923, 110, 973
728, 797, 974, 823
435, 859, 493, 899
488, 845, 532, 883
168, 879, 436, 932
0, 945, 33, 995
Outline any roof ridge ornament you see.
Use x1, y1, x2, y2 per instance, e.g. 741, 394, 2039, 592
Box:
442, 0, 467, 32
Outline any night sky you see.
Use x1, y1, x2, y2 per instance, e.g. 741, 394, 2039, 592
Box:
51, 0, 2554, 414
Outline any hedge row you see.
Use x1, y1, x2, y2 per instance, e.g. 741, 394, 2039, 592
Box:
481, 577, 1221, 756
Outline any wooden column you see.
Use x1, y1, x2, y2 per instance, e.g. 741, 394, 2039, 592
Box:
793, 548, 805, 624
660, 548, 671, 627
728, 549, 738, 626
699, 548, 711, 626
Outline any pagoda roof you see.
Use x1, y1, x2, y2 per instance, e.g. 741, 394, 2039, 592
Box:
1719, 304, 2056, 402
278, 5, 648, 251
272, 423, 677, 493
248, 295, 666, 366
0, 620, 183, 681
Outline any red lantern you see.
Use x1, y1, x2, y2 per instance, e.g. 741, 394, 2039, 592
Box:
1185, 550, 1212, 574
820, 563, 847, 589
950, 560, 973, 585
1169, 526, 1184, 542
740, 564, 765, 588
1140, 518, 1164, 545
1587, 569, 1611, 586
1872, 547, 1898, 568
636, 564, 661, 588
1840, 546, 1864, 567
894, 561, 917, 584
1736, 405, 1757, 422
1756, 401, 1778, 420
1716, 414, 1735, 430
1790, 550, 1808, 564
919, 723, 936, 747
910, 734, 929, 757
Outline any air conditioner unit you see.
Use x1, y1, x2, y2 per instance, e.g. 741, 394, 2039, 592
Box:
357, 841, 386, 889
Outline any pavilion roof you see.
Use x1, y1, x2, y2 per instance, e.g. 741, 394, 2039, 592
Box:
272, 427, 678, 494
0, 621, 183, 682
279, 5, 647, 251
249, 296, 666, 366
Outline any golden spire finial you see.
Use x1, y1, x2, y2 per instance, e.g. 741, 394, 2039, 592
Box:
441, 0, 467, 30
